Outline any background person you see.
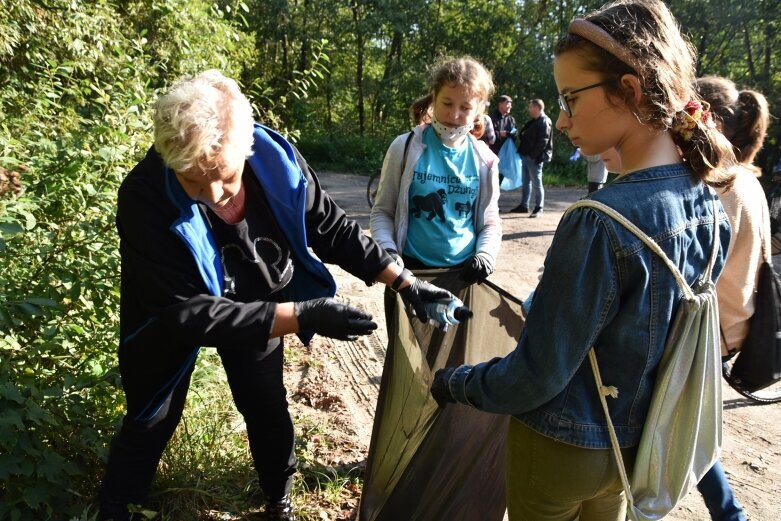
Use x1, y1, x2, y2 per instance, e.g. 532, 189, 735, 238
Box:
370, 56, 501, 285
479, 112, 496, 146
585, 153, 608, 193
431, 1, 735, 519
510, 98, 553, 216
694, 74, 772, 521
488, 94, 516, 155
98, 70, 452, 521
409, 93, 433, 126
489, 94, 517, 185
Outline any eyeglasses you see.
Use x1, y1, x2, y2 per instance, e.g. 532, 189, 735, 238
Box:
558, 80, 613, 117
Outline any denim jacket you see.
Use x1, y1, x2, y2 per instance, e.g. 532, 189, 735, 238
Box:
447, 164, 731, 448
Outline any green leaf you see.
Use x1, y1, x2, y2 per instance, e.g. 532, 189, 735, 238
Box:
0, 383, 25, 404
17, 211, 36, 231
37, 452, 68, 481
0, 222, 24, 236
23, 298, 60, 309
0, 407, 25, 430
240, 2, 249, 12
23, 480, 50, 508
98, 147, 115, 161
0, 453, 22, 480
14, 302, 44, 317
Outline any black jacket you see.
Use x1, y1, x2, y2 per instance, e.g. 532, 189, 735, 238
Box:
116, 143, 391, 419
488, 110, 517, 155
517, 114, 553, 163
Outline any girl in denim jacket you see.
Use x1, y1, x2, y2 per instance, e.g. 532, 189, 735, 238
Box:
431, 1, 736, 519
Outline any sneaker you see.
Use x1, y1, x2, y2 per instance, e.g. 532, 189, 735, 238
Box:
508, 204, 529, 213
265, 495, 295, 521
529, 207, 543, 218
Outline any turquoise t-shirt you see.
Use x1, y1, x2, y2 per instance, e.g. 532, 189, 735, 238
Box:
404, 126, 479, 266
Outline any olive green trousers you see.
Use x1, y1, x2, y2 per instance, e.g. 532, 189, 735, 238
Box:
506, 418, 637, 521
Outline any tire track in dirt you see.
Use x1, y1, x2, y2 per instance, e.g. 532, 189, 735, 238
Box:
319, 274, 387, 443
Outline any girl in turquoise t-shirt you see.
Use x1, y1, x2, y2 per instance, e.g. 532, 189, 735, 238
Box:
370, 56, 502, 284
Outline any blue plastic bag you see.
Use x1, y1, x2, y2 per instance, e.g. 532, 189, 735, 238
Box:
498, 138, 523, 191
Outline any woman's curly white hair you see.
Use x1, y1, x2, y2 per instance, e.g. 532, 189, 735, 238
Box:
153, 70, 254, 174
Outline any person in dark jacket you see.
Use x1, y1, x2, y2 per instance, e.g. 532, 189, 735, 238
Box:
488, 95, 517, 185
488, 94, 516, 155
97, 70, 452, 521
509, 99, 553, 216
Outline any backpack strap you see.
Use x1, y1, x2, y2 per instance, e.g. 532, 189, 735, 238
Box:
566, 194, 721, 516
759, 190, 773, 263
588, 348, 635, 513
400, 130, 414, 177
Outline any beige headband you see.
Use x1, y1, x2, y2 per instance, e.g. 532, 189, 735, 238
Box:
568, 19, 643, 72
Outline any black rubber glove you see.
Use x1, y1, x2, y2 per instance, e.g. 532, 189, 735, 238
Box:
294, 297, 377, 340
460, 253, 494, 284
393, 270, 454, 322
431, 367, 456, 408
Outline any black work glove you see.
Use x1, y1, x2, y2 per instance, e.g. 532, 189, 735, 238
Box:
431, 367, 456, 408
386, 248, 404, 269
294, 297, 377, 340
460, 253, 494, 284
392, 269, 454, 322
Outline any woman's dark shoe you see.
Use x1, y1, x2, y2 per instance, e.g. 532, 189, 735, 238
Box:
265, 494, 295, 521
529, 207, 543, 218
508, 204, 529, 213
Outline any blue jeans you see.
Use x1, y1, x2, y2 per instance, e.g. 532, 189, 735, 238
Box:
520, 155, 544, 210
696, 461, 746, 521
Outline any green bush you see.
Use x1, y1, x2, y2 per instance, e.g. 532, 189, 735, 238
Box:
0, 1, 262, 518
296, 134, 394, 174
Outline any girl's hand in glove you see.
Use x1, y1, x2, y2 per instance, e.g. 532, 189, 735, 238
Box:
460, 253, 494, 284
431, 367, 456, 408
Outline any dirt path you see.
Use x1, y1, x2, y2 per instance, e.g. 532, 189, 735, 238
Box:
308, 172, 781, 520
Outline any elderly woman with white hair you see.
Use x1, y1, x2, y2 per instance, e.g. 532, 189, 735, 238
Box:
98, 70, 452, 521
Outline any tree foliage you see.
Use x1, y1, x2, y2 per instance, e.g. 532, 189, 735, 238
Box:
0, 0, 304, 517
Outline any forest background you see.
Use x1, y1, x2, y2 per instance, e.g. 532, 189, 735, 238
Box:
2, 0, 780, 519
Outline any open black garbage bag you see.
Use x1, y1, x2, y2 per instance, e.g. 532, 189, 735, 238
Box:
359, 269, 526, 521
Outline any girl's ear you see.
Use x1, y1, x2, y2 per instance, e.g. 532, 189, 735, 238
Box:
619, 74, 643, 105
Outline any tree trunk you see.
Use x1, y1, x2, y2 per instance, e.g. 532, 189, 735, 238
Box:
325, 67, 334, 136
763, 20, 773, 85
353, 3, 365, 135
743, 22, 756, 82
373, 29, 403, 125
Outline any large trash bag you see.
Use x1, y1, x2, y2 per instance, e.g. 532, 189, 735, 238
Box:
498, 138, 523, 191
359, 269, 525, 521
